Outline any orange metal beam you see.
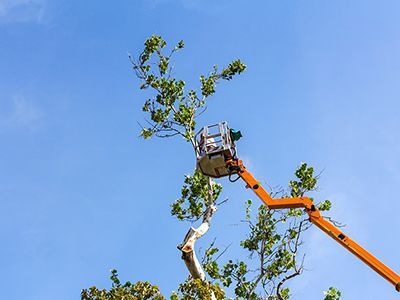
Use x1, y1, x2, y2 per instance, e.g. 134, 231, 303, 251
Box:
228, 159, 400, 292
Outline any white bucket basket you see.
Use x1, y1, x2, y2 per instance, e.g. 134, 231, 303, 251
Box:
195, 122, 237, 178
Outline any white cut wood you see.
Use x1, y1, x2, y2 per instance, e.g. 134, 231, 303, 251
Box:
178, 176, 218, 299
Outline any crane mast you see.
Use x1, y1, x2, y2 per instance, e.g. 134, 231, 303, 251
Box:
195, 122, 400, 292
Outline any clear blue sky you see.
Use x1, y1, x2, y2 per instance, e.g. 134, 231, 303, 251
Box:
1, 1, 400, 299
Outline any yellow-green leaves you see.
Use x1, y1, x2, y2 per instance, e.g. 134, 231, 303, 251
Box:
141, 35, 167, 64
171, 170, 222, 221
318, 200, 332, 211
202, 249, 257, 298
289, 163, 333, 213
199, 60, 247, 97
158, 56, 169, 76
200, 74, 218, 97
141, 128, 153, 139
323, 287, 342, 300
81, 270, 165, 300
175, 40, 184, 50
289, 162, 318, 197
177, 279, 225, 300
221, 59, 247, 80
132, 35, 246, 141
279, 288, 290, 300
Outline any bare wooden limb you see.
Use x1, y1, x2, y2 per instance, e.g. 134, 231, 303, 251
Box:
276, 269, 302, 300
178, 203, 217, 263
276, 255, 305, 300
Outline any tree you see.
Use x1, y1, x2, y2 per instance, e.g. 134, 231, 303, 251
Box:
82, 35, 340, 300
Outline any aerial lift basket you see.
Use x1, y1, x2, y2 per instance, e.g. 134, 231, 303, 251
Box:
195, 122, 240, 178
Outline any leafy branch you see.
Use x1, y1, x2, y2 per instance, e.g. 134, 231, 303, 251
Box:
129, 35, 246, 146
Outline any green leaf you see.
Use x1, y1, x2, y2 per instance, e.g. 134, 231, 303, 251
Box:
141, 128, 153, 139
323, 287, 342, 300
318, 200, 332, 211
170, 170, 222, 221
221, 59, 247, 80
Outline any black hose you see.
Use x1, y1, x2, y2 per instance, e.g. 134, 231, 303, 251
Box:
229, 173, 241, 182
228, 162, 241, 182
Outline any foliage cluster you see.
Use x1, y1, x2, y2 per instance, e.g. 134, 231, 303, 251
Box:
130, 35, 245, 142
171, 170, 222, 221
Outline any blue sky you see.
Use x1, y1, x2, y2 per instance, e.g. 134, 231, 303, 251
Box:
1, 0, 400, 299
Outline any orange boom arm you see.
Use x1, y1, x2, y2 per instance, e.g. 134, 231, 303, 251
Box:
227, 159, 400, 292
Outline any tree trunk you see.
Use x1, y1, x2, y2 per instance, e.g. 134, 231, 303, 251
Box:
177, 176, 217, 299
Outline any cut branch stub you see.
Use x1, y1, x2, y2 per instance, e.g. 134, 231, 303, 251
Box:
178, 227, 197, 253
178, 205, 217, 253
